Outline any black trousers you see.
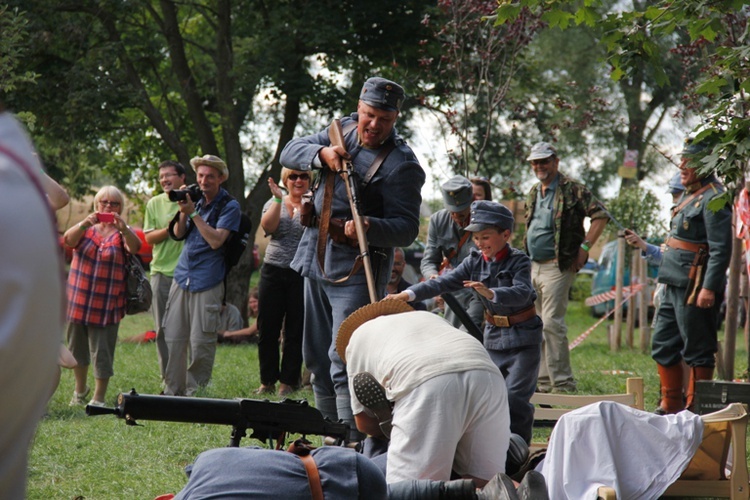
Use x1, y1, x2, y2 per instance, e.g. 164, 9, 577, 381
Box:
257, 263, 304, 386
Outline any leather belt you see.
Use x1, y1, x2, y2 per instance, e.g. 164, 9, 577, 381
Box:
485, 305, 537, 328
665, 236, 707, 254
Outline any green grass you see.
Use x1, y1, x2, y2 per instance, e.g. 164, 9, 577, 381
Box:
28, 300, 750, 499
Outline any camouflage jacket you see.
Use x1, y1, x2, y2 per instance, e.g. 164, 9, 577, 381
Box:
523, 171, 608, 272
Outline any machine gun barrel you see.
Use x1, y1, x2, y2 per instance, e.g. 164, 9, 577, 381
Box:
86, 389, 349, 447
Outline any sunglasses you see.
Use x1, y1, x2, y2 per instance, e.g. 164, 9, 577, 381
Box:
99, 200, 121, 207
530, 157, 553, 166
288, 173, 310, 181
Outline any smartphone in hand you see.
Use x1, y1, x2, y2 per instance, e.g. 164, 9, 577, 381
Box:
97, 212, 115, 223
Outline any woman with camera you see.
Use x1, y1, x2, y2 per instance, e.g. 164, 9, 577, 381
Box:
255, 168, 310, 397
63, 185, 142, 407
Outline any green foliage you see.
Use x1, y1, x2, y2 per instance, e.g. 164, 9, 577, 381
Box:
498, 0, 750, 188
603, 185, 664, 240
0, 5, 37, 95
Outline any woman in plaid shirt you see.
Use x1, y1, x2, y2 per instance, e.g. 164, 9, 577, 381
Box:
63, 185, 142, 407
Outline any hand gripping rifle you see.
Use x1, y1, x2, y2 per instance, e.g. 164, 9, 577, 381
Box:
86, 389, 349, 448
328, 119, 378, 303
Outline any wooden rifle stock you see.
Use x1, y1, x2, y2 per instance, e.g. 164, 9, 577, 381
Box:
328, 118, 378, 303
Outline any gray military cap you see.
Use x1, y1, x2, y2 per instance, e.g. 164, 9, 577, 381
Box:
360, 77, 405, 112
441, 175, 473, 213
465, 200, 514, 232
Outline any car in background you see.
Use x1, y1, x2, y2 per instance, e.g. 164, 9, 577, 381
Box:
590, 240, 659, 317
60, 226, 153, 269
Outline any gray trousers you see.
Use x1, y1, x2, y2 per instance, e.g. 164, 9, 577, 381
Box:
162, 281, 223, 396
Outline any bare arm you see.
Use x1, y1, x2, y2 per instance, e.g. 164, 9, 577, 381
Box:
260, 177, 285, 234
144, 227, 170, 245
40, 171, 69, 210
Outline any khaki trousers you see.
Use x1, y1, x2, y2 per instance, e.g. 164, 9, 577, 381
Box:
532, 260, 577, 390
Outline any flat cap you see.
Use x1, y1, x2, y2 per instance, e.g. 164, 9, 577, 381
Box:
465, 200, 514, 232
526, 142, 557, 161
441, 175, 473, 213
360, 77, 405, 112
190, 154, 229, 180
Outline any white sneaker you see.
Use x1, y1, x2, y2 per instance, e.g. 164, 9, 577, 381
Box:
69, 386, 90, 406
87, 399, 106, 407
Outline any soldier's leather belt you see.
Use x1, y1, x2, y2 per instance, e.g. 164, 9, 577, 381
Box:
665, 236, 707, 254
484, 305, 537, 328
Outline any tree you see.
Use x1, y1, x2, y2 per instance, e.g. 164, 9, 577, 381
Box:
6, 0, 431, 313
414, 0, 543, 191
496, 1, 750, 196
493, 1, 698, 196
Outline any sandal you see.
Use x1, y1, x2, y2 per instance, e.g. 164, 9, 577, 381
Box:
69, 386, 90, 406
254, 384, 275, 395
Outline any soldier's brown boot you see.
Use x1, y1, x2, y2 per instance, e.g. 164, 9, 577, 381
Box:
685, 366, 714, 412
656, 363, 685, 414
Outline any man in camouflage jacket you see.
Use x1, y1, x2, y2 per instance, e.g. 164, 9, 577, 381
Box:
523, 142, 608, 393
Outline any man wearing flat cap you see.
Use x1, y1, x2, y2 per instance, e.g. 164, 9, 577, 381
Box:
651, 137, 731, 414
523, 142, 608, 394
420, 175, 483, 331
388, 200, 542, 443
162, 154, 240, 396
279, 77, 425, 438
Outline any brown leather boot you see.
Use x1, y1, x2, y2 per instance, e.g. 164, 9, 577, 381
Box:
657, 364, 685, 414
685, 366, 714, 412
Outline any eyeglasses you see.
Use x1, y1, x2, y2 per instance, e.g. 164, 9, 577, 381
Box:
288, 173, 310, 181
99, 200, 121, 207
159, 172, 180, 180
530, 157, 553, 166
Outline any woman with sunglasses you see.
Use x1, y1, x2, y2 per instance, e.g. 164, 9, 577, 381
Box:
255, 168, 311, 397
63, 185, 142, 407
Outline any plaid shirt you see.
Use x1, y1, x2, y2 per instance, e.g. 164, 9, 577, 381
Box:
66, 228, 127, 326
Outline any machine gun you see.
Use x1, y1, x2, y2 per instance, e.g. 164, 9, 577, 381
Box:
86, 389, 349, 448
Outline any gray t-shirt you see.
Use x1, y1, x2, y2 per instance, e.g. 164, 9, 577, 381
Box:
527, 177, 557, 261
262, 197, 305, 268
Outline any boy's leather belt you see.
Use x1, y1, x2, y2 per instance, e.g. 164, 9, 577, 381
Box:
665, 236, 707, 254
485, 305, 537, 328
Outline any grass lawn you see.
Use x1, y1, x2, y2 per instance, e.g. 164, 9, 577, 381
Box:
28, 299, 750, 499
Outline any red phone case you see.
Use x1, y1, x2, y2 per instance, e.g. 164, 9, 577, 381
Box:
97, 212, 114, 223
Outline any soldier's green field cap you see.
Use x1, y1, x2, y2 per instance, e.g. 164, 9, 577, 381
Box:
441, 175, 473, 213
465, 200, 514, 232
360, 77, 405, 112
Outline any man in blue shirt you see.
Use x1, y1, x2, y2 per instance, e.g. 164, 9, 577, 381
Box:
162, 154, 240, 396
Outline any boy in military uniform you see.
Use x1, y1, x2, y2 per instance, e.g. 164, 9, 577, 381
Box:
387, 200, 542, 443
652, 138, 732, 414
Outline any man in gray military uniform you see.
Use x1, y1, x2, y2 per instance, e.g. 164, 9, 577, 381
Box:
279, 77, 425, 439
652, 138, 732, 414
420, 175, 483, 331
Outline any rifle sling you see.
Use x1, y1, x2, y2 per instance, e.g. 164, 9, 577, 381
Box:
316, 122, 395, 284
440, 230, 472, 272
671, 183, 714, 218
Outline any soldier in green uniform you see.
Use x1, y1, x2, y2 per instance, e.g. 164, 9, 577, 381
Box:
652, 138, 732, 414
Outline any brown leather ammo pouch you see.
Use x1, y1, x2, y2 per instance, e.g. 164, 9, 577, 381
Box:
300, 191, 317, 228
